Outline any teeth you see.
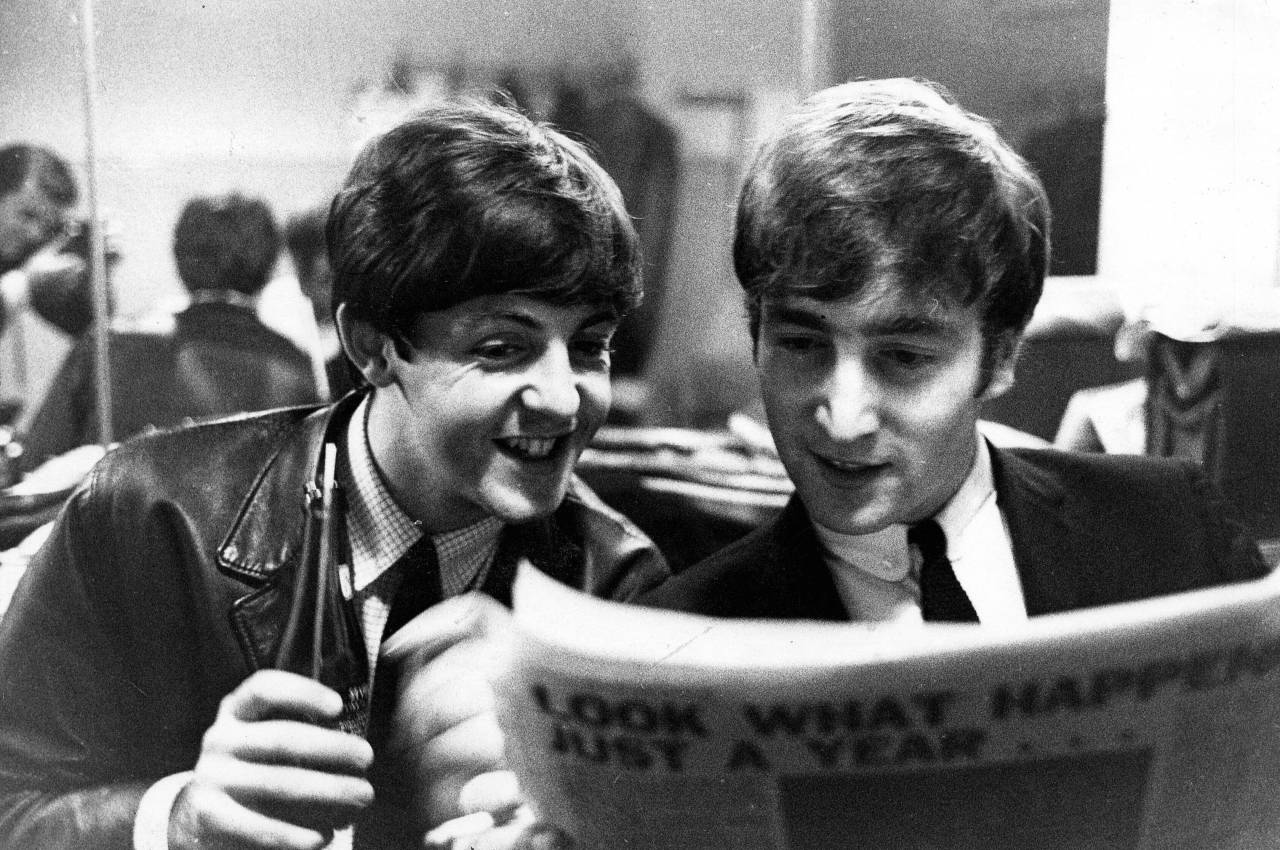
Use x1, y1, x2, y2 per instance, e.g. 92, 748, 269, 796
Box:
500, 437, 557, 459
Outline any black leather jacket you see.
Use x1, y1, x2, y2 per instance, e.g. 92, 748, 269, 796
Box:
0, 393, 669, 848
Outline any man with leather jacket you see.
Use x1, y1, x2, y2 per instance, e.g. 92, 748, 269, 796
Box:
0, 101, 669, 850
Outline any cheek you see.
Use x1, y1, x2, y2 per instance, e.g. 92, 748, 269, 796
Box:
894, 382, 982, 461
410, 383, 502, 448
757, 361, 808, 417
578, 375, 611, 426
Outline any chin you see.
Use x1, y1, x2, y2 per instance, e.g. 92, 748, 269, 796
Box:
485, 486, 569, 524
809, 497, 903, 536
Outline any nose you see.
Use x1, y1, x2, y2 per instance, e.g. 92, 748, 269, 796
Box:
519, 343, 581, 421
814, 360, 880, 441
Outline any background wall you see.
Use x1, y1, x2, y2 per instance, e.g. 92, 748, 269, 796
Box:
1, 0, 1127, 430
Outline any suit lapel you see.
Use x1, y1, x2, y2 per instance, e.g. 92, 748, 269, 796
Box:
992, 446, 1106, 615
754, 498, 849, 621
222, 392, 367, 670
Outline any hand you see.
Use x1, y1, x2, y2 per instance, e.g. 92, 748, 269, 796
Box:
380, 592, 517, 830
169, 669, 374, 850
423, 773, 576, 850
427, 813, 577, 850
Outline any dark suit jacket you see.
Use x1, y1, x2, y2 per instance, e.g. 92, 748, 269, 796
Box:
639, 447, 1268, 619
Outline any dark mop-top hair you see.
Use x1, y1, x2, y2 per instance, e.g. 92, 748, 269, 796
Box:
327, 99, 641, 344
734, 77, 1050, 373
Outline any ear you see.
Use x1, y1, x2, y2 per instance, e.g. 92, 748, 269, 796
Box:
980, 332, 1020, 401
335, 303, 397, 388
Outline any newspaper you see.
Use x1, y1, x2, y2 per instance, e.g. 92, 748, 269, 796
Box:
495, 565, 1280, 850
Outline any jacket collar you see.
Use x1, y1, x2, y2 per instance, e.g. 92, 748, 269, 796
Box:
220, 391, 666, 671
990, 444, 1111, 615
770, 444, 1106, 620
217, 390, 366, 582
741, 497, 850, 621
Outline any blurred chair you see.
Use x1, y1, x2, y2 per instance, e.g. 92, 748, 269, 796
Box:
1054, 379, 1146, 454
577, 424, 791, 573
1146, 330, 1280, 540
983, 278, 1136, 441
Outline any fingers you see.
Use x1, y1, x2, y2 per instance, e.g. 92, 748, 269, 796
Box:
192, 731, 374, 835
203, 717, 373, 774
172, 781, 335, 850
451, 817, 578, 850
178, 670, 375, 847
422, 803, 534, 850
382, 598, 516, 828
512, 823, 578, 850
458, 771, 522, 816
394, 652, 497, 745
380, 592, 513, 666
220, 669, 344, 725
195, 754, 374, 817
389, 650, 508, 826
413, 713, 509, 825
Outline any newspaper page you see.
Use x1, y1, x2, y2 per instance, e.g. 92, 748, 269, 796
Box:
496, 565, 1280, 850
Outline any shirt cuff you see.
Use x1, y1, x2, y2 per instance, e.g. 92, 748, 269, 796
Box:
133, 771, 193, 850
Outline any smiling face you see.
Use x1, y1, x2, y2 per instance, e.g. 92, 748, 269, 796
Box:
756, 281, 1014, 535
360, 294, 616, 532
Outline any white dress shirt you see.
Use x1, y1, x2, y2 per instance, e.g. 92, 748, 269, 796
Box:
815, 436, 1028, 627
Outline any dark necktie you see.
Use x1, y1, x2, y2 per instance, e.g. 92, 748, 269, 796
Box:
368, 534, 440, 742
909, 519, 978, 622
381, 535, 441, 640
357, 535, 441, 849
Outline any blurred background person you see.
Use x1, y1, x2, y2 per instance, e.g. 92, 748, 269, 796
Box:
0, 144, 117, 427
20, 191, 321, 469
284, 204, 358, 399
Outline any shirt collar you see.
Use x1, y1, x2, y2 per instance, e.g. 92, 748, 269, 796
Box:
813, 521, 910, 581
933, 434, 996, 549
811, 430, 993, 583
340, 394, 503, 595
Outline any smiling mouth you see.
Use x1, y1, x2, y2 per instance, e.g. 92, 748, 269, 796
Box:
814, 453, 890, 478
495, 435, 566, 461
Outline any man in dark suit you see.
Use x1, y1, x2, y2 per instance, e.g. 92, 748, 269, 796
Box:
640, 78, 1266, 622
337, 79, 1269, 850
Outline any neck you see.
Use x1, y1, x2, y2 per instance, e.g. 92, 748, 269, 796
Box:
363, 389, 485, 533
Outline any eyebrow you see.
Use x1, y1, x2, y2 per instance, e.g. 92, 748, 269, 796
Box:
464, 311, 540, 331
865, 315, 952, 337
766, 304, 953, 337
578, 310, 620, 330
456, 308, 618, 333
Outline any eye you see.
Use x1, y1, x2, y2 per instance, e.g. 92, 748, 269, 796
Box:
473, 337, 527, 363
879, 347, 936, 370
771, 332, 828, 354
571, 334, 613, 366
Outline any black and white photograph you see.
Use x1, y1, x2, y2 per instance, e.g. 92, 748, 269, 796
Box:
2, 1, 1279, 848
